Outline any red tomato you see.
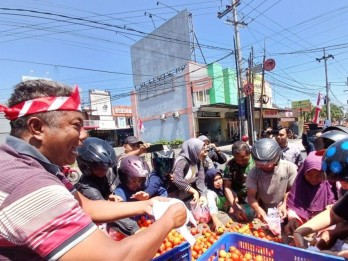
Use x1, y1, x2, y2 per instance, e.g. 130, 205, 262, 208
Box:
190, 227, 199, 235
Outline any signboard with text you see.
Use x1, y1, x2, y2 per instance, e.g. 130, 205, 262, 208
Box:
238, 97, 247, 119
89, 89, 112, 116
291, 100, 311, 112
197, 111, 221, 118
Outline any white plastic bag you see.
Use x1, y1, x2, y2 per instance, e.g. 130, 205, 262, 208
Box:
265, 207, 281, 236
152, 198, 197, 246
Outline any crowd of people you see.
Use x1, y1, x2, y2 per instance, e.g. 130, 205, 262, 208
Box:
1, 79, 348, 260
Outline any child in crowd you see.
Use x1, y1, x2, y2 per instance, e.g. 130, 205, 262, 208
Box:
114, 155, 167, 201
147, 147, 175, 197
75, 137, 120, 235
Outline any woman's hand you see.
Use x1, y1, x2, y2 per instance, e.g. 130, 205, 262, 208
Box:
284, 218, 301, 235
192, 190, 199, 204
214, 221, 225, 233
337, 250, 348, 258
293, 231, 307, 248
199, 196, 207, 206
108, 194, 123, 202
131, 191, 150, 201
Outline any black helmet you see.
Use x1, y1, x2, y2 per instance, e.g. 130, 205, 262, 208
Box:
322, 138, 348, 182
77, 137, 116, 175
118, 155, 149, 186
251, 138, 281, 163
314, 126, 348, 151
151, 148, 175, 179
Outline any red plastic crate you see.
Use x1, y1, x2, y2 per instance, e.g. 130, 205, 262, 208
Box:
198, 233, 345, 261
153, 242, 191, 261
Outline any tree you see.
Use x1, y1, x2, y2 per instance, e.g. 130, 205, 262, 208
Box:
309, 103, 344, 123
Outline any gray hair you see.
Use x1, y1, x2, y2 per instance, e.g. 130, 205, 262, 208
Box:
231, 141, 251, 156
8, 80, 74, 137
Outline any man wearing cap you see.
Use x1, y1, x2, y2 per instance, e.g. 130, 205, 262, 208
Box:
117, 135, 151, 169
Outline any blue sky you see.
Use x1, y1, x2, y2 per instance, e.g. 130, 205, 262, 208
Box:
1, 0, 348, 110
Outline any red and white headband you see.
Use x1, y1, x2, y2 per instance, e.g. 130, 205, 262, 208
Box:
0, 85, 81, 121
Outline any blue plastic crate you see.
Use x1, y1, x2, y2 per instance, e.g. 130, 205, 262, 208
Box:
198, 233, 345, 261
153, 242, 191, 261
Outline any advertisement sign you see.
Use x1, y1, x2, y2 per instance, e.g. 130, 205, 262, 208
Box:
117, 117, 127, 128
191, 77, 212, 92
291, 100, 311, 112
238, 97, 246, 119
113, 106, 132, 116
89, 89, 112, 116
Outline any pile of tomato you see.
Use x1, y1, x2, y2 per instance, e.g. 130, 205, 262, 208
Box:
135, 216, 282, 260
207, 246, 267, 261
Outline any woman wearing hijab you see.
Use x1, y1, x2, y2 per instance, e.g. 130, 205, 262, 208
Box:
198, 135, 227, 171
171, 138, 208, 204
205, 168, 230, 232
285, 151, 337, 235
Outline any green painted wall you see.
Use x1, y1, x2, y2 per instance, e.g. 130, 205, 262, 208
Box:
223, 68, 238, 105
207, 63, 225, 104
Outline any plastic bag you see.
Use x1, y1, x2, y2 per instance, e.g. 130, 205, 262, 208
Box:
190, 202, 211, 224
265, 207, 281, 236
152, 198, 197, 246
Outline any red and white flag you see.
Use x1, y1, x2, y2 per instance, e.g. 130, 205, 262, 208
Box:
313, 92, 321, 124
138, 119, 145, 133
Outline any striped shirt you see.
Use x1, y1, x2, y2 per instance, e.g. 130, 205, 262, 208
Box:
0, 136, 97, 260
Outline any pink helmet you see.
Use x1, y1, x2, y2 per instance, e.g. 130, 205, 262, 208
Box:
241, 135, 249, 142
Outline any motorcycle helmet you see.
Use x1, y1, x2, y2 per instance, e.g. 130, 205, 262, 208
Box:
118, 155, 149, 188
241, 135, 249, 142
77, 137, 116, 175
251, 138, 281, 165
322, 138, 348, 182
151, 148, 175, 180
314, 126, 348, 151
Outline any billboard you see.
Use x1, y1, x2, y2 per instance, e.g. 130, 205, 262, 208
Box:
291, 100, 311, 112
131, 10, 191, 87
89, 89, 112, 116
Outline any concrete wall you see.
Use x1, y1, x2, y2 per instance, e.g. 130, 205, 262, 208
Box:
208, 63, 225, 104
130, 10, 191, 86
223, 68, 238, 105
130, 10, 192, 143
0, 114, 10, 144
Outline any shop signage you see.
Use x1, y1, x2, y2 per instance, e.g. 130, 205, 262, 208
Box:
137, 64, 187, 89
197, 111, 220, 118
291, 100, 311, 112
280, 117, 295, 122
113, 106, 132, 115
263, 109, 279, 118
238, 97, 246, 119
191, 77, 212, 92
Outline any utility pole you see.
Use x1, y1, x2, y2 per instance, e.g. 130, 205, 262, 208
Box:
218, 0, 246, 137
316, 48, 334, 122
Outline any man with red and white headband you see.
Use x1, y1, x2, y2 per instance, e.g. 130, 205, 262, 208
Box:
246, 138, 297, 223
0, 80, 186, 260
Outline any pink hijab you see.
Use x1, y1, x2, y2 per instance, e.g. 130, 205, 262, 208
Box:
286, 151, 336, 221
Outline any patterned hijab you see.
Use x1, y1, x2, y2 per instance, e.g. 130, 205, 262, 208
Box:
286, 151, 336, 221
179, 138, 204, 165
